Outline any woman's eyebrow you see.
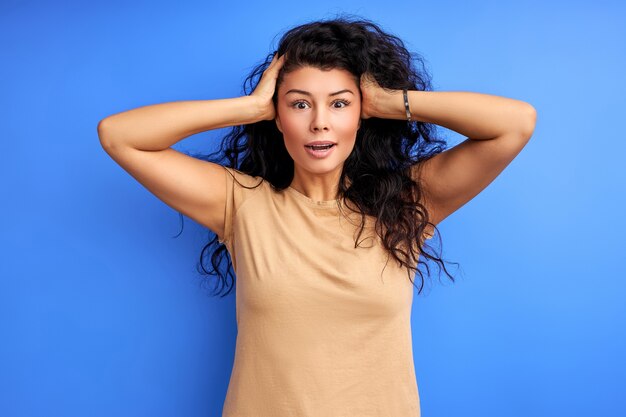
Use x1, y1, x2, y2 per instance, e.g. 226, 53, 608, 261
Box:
284, 88, 355, 97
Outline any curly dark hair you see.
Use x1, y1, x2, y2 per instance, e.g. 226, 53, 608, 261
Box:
183, 14, 458, 297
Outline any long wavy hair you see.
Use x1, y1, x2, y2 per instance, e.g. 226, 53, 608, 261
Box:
183, 14, 458, 297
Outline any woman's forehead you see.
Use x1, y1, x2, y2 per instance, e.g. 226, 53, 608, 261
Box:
279, 66, 358, 94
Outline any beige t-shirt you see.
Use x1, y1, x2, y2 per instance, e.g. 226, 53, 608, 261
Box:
219, 166, 424, 417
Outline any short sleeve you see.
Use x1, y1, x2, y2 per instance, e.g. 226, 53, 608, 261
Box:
217, 166, 264, 247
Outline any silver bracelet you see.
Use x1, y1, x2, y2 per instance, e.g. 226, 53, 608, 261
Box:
403, 88, 411, 122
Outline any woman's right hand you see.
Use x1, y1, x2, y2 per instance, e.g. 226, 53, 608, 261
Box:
250, 52, 286, 121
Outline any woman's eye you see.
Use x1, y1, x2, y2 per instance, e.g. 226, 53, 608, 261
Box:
290, 100, 350, 109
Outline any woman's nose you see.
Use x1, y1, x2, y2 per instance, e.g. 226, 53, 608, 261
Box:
311, 108, 330, 131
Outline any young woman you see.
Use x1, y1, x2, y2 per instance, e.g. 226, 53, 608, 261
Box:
98, 16, 536, 417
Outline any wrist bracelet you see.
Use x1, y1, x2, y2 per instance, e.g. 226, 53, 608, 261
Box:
403, 88, 411, 122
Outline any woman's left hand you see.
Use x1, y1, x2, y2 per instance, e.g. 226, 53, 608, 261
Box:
359, 72, 381, 119
359, 72, 398, 119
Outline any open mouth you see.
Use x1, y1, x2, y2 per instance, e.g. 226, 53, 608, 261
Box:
304, 143, 336, 158
305, 144, 335, 150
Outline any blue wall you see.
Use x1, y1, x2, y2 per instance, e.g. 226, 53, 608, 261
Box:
2, 1, 625, 416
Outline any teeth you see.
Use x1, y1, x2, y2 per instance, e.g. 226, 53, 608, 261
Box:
308, 144, 334, 150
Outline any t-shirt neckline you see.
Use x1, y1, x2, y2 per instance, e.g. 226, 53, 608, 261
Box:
286, 186, 340, 208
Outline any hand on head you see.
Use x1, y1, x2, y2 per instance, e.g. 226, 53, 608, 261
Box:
359, 72, 387, 120
251, 52, 287, 121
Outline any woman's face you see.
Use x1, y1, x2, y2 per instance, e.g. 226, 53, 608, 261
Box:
275, 66, 361, 178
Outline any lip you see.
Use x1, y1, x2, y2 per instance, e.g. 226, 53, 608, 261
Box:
304, 143, 336, 159
305, 141, 336, 146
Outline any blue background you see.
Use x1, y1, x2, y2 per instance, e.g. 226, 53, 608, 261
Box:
2, 1, 625, 416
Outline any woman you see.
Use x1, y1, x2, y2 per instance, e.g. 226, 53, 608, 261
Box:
98, 15, 536, 417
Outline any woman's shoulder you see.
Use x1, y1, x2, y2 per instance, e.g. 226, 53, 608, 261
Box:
222, 166, 266, 189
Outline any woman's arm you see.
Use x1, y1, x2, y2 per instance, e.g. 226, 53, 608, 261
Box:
96, 54, 285, 239
96, 96, 264, 239
97, 96, 262, 151
371, 89, 536, 140
360, 75, 537, 228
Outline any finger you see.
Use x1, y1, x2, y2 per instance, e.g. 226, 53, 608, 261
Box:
268, 55, 286, 74
269, 56, 282, 72
268, 52, 278, 66
275, 53, 286, 66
